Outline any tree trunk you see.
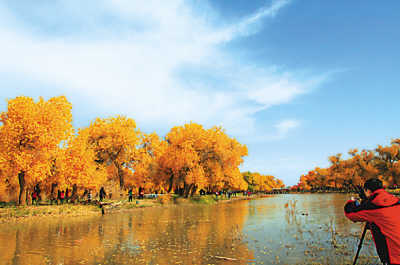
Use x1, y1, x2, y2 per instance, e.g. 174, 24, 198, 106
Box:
18, 171, 25, 206
167, 175, 174, 193
115, 162, 124, 189
50, 183, 57, 204
25, 189, 29, 205
190, 185, 198, 197
183, 183, 189, 198
71, 184, 78, 203
184, 183, 195, 198
176, 186, 184, 196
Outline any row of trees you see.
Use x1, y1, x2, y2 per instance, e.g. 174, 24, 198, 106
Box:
0, 96, 284, 204
242, 171, 284, 192
294, 140, 400, 191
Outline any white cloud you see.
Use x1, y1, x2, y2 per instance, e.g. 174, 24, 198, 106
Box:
239, 118, 301, 143
275, 119, 300, 137
205, 0, 291, 43
0, 0, 324, 139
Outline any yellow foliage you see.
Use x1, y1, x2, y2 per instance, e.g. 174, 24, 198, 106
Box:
0, 96, 73, 202
52, 128, 108, 192
156, 123, 248, 195
0, 96, 256, 201
242, 171, 284, 191
81, 116, 140, 189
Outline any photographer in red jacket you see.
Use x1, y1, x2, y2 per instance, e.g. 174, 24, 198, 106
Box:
345, 178, 400, 265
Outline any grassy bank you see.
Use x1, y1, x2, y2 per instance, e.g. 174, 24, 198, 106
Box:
0, 194, 259, 223
389, 188, 400, 195
0, 198, 167, 222
0, 204, 100, 223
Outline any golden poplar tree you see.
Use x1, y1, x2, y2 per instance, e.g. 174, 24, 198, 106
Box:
0, 96, 73, 204
157, 123, 248, 197
81, 116, 140, 189
125, 132, 168, 192
51, 128, 108, 200
375, 143, 400, 186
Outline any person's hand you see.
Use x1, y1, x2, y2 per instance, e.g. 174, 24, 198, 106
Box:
345, 199, 360, 213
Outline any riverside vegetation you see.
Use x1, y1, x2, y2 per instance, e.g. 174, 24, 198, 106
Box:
0, 192, 265, 223
0, 96, 284, 208
294, 140, 400, 192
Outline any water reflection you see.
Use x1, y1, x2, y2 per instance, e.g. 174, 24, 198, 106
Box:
0, 194, 381, 264
0, 203, 254, 265
243, 194, 379, 264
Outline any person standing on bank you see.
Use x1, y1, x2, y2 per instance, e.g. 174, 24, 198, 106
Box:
344, 178, 400, 265
99, 187, 106, 202
60, 190, 65, 204
128, 188, 133, 202
87, 190, 92, 203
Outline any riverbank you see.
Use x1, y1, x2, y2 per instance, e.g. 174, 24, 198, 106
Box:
2, 189, 399, 224
287, 188, 400, 196
0, 193, 264, 223
0, 193, 380, 265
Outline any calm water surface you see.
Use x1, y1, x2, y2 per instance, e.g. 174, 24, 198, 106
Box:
0, 194, 381, 265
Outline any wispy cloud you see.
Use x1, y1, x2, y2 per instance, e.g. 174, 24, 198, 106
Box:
241, 118, 301, 143
0, 0, 324, 139
275, 119, 300, 138
207, 0, 291, 43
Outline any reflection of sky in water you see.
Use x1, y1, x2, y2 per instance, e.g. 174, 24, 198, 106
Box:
243, 194, 380, 264
0, 194, 381, 265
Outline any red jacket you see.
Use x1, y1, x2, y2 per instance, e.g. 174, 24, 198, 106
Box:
345, 189, 400, 264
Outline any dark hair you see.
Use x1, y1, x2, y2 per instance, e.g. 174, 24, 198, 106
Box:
364, 178, 383, 192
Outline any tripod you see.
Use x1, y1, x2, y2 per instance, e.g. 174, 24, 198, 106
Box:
353, 222, 368, 265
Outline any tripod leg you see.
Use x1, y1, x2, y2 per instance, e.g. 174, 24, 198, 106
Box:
353, 223, 368, 265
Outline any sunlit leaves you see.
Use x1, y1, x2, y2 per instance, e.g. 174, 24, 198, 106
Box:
82, 116, 140, 188
297, 139, 400, 191
0, 96, 73, 203
242, 171, 284, 191
0, 96, 264, 202
55, 128, 108, 192
155, 123, 249, 196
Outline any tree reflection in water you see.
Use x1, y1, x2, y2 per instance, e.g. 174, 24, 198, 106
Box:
0, 194, 382, 264
0, 202, 254, 265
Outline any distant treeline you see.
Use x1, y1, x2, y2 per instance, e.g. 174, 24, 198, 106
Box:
293, 140, 400, 191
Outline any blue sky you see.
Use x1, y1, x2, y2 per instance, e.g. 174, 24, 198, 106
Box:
0, 0, 399, 186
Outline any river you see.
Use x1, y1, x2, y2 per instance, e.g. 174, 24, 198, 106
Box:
0, 194, 381, 265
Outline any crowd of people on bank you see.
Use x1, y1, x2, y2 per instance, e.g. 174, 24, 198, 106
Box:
28, 185, 260, 206
31, 187, 102, 205
28, 185, 156, 205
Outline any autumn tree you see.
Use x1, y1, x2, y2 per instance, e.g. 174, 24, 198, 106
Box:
0, 96, 73, 204
242, 171, 257, 190
156, 123, 248, 197
0, 151, 14, 201
80, 116, 140, 189
242, 171, 284, 191
297, 147, 385, 191
328, 154, 344, 189
49, 128, 108, 200
204, 126, 248, 192
126, 132, 168, 192
375, 142, 400, 186
157, 123, 207, 196
337, 149, 378, 189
